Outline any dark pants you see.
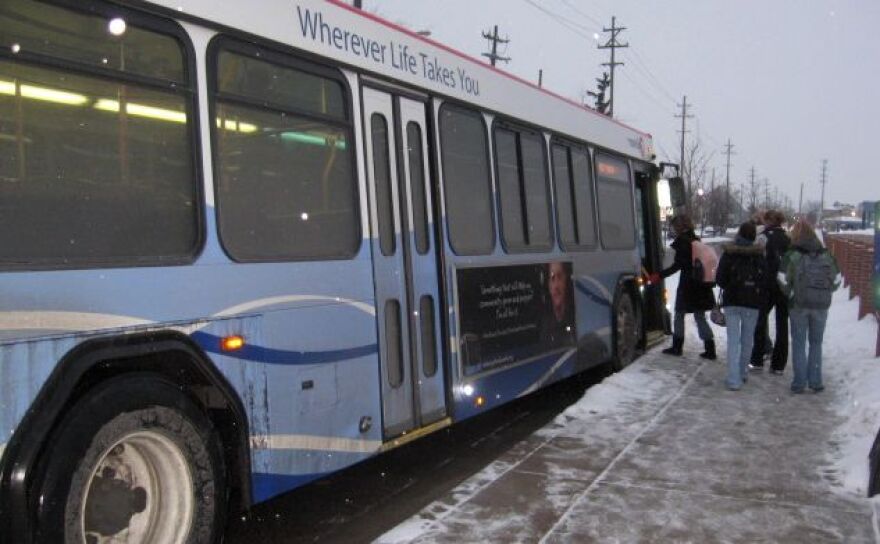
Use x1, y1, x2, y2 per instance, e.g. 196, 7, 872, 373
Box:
673, 311, 713, 342
751, 287, 789, 369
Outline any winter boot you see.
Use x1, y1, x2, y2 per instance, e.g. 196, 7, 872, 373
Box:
662, 336, 684, 356
699, 339, 717, 360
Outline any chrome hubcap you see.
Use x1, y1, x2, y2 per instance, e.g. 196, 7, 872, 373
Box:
81, 431, 193, 544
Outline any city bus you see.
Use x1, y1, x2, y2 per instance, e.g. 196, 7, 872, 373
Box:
0, 0, 674, 540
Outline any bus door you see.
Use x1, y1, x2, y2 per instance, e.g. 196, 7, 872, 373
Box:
634, 167, 668, 343
361, 86, 446, 439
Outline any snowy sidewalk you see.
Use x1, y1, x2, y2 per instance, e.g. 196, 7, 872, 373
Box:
377, 293, 880, 543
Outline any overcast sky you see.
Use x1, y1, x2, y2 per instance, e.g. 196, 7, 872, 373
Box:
362, 0, 878, 209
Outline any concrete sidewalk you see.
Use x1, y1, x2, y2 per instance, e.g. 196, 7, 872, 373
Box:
377, 350, 879, 543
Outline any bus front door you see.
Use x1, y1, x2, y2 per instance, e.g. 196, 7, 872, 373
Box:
635, 168, 669, 342
362, 86, 446, 439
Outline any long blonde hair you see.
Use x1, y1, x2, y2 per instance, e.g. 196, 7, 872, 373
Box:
790, 219, 819, 247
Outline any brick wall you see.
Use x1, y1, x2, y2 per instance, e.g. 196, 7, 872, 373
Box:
826, 234, 879, 357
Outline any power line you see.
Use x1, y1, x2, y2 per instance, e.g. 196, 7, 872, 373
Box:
552, 0, 679, 105
525, 0, 679, 119
522, 0, 593, 39
557, 0, 604, 28
618, 68, 676, 115
621, 48, 678, 104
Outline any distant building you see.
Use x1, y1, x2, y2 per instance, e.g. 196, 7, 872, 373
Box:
859, 200, 877, 229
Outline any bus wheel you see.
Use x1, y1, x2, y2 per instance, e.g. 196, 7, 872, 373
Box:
612, 292, 638, 371
34, 374, 225, 544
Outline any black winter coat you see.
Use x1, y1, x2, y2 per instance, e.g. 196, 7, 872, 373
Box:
761, 226, 790, 290
715, 243, 767, 309
661, 230, 715, 313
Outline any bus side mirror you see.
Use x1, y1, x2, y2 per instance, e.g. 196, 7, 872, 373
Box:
667, 176, 686, 209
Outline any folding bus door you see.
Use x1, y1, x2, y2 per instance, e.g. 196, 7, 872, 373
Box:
634, 167, 668, 342
362, 86, 446, 439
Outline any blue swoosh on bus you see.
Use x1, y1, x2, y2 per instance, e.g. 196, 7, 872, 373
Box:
192, 331, 377, 365
575, 280, 612, 307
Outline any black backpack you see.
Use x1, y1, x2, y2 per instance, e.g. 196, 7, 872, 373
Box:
729, 255, 765, 308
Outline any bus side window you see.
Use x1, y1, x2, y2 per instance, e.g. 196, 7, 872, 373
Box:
493, 125, 551, 253
552, 142, 597, 251
212, 46, 359, 262
595, 152, 636, 250
438, 105, 494, 255
0, 0, 198, 267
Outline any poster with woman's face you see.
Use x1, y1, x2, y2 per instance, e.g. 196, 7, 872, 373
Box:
457, 261, 576, 376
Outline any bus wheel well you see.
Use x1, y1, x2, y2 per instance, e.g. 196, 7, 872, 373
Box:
2, 332, 252, 540
610, 279, 643, 371
67, 342, 252, 514
620, 280, 645, 349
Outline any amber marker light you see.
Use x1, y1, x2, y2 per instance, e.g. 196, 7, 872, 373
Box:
221, 335, 245, 352
475, 396, 485, 408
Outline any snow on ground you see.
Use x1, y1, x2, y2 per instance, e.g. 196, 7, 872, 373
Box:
377, 254, 880, 543
666, 254, 880, 498
823, 287, 880, 497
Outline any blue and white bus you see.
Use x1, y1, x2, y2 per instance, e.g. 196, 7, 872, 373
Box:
0, 0, 674, 541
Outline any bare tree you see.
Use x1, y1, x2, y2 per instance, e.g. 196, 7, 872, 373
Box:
705, 186, 729, 229
682, 139, 713, 216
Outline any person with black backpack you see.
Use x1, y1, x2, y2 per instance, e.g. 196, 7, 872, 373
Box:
750, 210, 791, 373
779, 220, 840, 394
716, 222, 767, 390
656, 214, 716, 358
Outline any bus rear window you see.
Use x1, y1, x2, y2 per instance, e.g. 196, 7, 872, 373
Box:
0, 3, 198, 267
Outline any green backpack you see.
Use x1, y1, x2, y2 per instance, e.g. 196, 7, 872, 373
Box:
792, 250, 835, 310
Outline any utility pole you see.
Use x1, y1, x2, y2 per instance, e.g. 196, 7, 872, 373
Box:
597, 16, 628, 117
538, 69, 543, 87
798, 182, 804, 214
353, 0, 362, 8
763, 178, 770, 209
747, 167, 757, 212
723, 139, 735, 228
819, 159, 828, 227
675, 96, 693, 198
481, 25, 510, 67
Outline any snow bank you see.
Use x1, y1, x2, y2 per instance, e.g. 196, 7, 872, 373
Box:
824, 287, 880, 497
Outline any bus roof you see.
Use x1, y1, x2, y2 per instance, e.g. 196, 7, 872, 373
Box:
148, 0, 655, 161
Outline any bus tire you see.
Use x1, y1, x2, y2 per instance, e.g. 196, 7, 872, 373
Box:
611, 291, 638, 371
33, 373, 225, 544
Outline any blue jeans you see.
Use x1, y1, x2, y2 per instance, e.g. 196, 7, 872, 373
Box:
789, 308, 828, 392
673, 311, 714, 341
724, 306, 759, 390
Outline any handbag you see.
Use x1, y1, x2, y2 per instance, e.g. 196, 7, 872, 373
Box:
710, 293, 726, 326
